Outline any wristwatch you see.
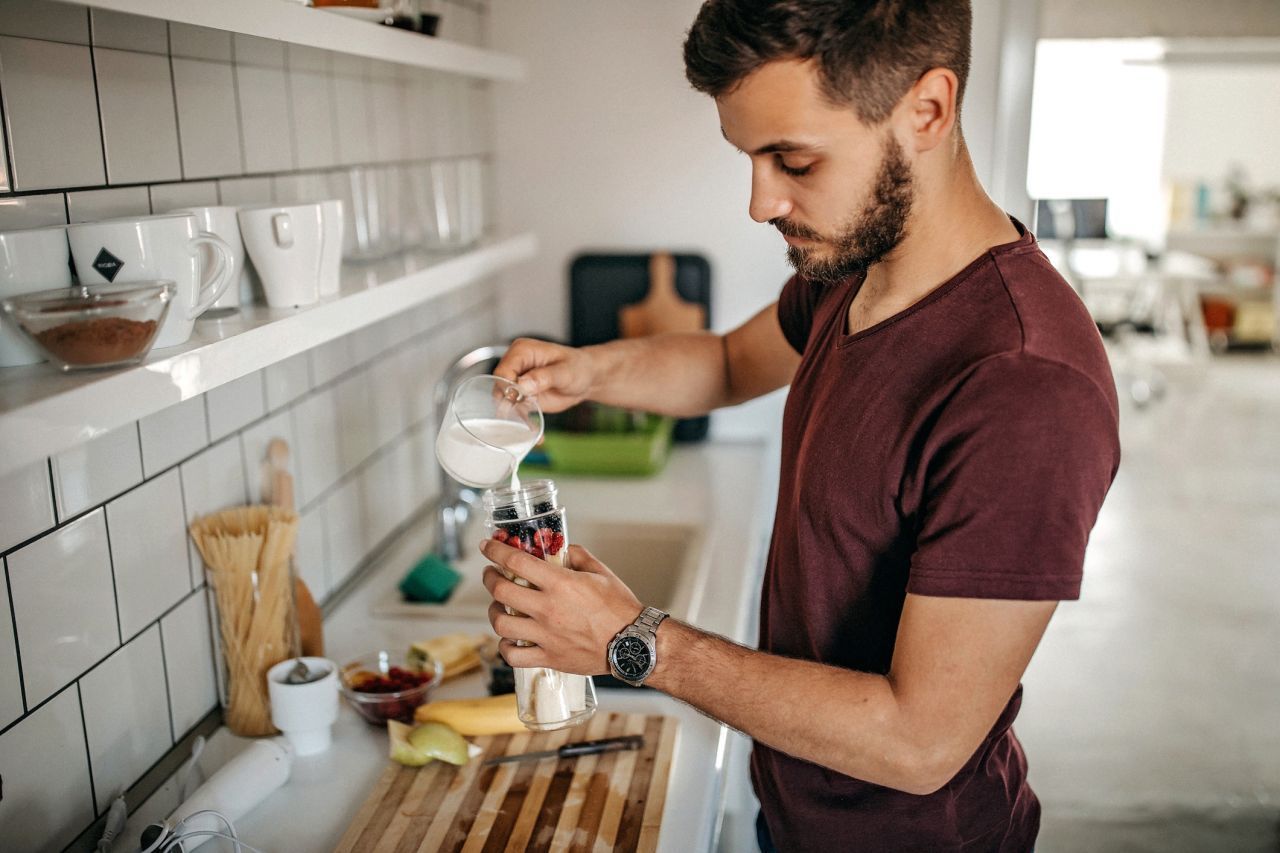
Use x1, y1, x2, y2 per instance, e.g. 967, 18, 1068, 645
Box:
607, 606, 668, 687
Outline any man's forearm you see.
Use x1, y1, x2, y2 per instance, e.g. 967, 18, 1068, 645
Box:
646, 620, 949, 795
584, 333, 734, 417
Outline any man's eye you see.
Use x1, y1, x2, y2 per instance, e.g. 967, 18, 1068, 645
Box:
778, 158, 812, 177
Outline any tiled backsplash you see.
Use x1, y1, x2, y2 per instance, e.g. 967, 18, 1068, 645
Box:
0, 281, 501, 851
0, 0, 492, 224
0, 1, 501, 850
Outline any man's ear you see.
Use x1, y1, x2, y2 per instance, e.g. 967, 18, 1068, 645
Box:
903, 67, 959, 153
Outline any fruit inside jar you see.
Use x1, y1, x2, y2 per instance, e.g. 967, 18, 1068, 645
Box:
481, 480, 597, 731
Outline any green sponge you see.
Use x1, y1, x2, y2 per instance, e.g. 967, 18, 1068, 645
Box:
399, 553, 461, 603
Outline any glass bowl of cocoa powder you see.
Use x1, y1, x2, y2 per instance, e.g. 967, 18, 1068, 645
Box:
2, 281, 174, 371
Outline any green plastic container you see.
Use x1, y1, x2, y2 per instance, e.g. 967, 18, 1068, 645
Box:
521, 414, 675, 477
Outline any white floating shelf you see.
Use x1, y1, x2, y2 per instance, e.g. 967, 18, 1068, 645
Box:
0, 233, 537, 478
65, 0, 524, 81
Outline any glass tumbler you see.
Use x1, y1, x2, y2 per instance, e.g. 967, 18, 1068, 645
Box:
483, 480, 597, 731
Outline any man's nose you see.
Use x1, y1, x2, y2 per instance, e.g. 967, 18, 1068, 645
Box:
749, 167, 792, 224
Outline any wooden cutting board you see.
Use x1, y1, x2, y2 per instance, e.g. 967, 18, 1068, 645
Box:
334, 712, 678, 853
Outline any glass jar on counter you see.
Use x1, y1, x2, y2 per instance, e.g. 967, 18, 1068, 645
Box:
482, 480, 597, 731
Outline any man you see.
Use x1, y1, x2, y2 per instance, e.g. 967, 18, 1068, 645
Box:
481, 1, 1121, 849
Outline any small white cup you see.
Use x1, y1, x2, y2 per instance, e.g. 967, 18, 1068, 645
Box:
67, 213, 234, 349
168, 206, 245, 315
318, 199, 344, 298
267, 657, 339, 756
238, 203, 325, 307
0, 225, 72, 366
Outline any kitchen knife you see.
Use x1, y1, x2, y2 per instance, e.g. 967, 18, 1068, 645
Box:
482, 734, 644, 766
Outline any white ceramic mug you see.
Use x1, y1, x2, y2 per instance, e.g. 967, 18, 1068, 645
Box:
0, 225, 72, 366
67, 214, 234, 349
168, 206, 245, 315
318, 199, 344, 298
238, 203, 325, 307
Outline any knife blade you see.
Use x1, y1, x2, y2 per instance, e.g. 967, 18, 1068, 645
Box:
483, 734, 644, 766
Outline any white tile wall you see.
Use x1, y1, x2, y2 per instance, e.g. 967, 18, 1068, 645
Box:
0, 192, 67, 228
335, 370, 377, 475
0, 36, 105, 190
205, 371, 266, 442
66, 185, 152, 224
51, 421, 143, 519
0, 686, 95, 853
95, 48, 182, 184
7, 510, 118, 706
106, 470, 192, 641
296, 503, 328, 600
138, 395, 210, 477
291, 387, 341, 507
180, 435, 249, 583
0, 567, 22, 728
171, 57, 244, 179
149, 179, 220, 212
0, 458, 55, 552
287, 67, 338, 171
160, 590, 217, 738
0, 10, 495, 847
81, 625, 171, 810
332, 71, 374, 165
236, 63, 294, 175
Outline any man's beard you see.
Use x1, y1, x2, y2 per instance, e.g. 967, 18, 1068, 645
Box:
773, 135, 914, 285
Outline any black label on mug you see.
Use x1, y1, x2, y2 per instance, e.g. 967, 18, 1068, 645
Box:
92, 248, 124, 282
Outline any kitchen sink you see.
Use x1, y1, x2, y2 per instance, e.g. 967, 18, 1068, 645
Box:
372, 518, 706, 621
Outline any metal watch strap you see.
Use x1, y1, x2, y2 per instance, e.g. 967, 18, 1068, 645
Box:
636, 606, 668, 635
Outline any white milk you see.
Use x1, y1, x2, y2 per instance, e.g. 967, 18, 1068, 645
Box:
435, 417, 538, 488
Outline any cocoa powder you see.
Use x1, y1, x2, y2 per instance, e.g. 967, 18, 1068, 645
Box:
35, 316, 158, 366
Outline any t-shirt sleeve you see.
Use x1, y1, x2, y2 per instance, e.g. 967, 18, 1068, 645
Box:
776, 274, 823, 355
907, 354, 1121, 600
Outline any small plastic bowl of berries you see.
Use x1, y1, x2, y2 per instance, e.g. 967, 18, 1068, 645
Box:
338, 650, 445, 725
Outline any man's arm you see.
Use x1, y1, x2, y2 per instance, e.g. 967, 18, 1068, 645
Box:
479, 542, 1056, 795
494, 302, 798, 415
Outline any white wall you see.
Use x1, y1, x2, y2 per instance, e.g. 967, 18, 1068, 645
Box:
488, 0, 1038, 439
1162, 64, 1280, 189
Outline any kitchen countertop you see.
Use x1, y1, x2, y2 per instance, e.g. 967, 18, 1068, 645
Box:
114, 440, 773, 852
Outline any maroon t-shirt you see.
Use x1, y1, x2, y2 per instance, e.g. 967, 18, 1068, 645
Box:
752, 221, 1120, 851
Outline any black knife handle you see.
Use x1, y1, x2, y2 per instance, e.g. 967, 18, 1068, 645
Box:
558, 734, 644, 758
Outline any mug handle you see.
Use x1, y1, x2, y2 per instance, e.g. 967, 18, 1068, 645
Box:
189, 231, 235, 319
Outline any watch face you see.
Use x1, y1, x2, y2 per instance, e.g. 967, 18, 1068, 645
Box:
612, 635, 652, 681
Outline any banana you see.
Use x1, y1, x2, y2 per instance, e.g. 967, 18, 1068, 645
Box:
413, 693, 523, 736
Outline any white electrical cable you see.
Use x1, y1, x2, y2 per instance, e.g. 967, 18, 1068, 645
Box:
156, 809, 265, 853
96, 795, 129, 851
176, 735, 207, 801
158, 829, 266, 853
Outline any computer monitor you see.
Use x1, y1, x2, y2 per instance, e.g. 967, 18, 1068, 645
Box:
1034, 199, 1109, 240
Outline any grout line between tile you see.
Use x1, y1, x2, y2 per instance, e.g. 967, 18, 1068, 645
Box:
85, 37, 111, 188
157, 620, 175, 744
76, 681, 100, 818
4, 556, 27, 713
101, 507, 124, 647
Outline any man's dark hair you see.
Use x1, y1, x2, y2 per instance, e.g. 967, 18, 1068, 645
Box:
683, 0, 972, 125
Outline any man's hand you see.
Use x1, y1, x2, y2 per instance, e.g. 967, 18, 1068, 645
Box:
480, 540, 643, 674
493, 338, 597, 414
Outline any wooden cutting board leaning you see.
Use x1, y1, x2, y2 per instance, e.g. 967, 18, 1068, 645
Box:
618, 253, 707, 340
334, 712, 678, 853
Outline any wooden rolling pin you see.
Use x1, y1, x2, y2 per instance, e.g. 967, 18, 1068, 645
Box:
264, 439, 324, 658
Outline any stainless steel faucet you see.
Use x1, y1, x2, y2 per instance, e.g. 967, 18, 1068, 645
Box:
434, 343, 508, 562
